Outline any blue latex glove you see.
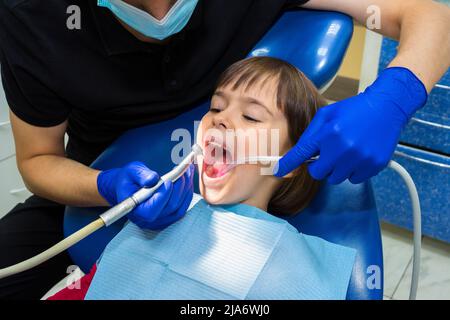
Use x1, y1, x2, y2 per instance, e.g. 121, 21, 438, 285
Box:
275, 67, 427, 184
97, 161, 194, 230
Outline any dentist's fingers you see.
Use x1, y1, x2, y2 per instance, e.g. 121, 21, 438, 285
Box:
148, 181, 194, 230
162, 164, 194, 216
163, 175, 186, 215
127, 161, 160, 187
132, 180, 173, 224
326, 148, 360, 185
348, 158, 385, 184
116, 162, 160, 202
273, 107, 333, 177
307, 152, 335, 181
274, 138, 319, 177
327, 164, 354, 185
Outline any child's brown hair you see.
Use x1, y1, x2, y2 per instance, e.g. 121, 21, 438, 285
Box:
215, 57, 326, 215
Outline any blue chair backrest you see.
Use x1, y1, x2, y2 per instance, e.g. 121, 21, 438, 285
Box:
249, 9, 354, 89
64, 9, 383, 300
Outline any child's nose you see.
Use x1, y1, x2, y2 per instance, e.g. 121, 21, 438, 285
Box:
212, 111, 233, 130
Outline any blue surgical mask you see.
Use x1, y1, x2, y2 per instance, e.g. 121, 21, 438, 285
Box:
97, 0, 199, 40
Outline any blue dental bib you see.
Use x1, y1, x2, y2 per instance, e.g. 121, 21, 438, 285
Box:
86, 195, 356, 300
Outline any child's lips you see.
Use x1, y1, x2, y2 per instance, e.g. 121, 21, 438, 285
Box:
202, 161, 235, 179
202, 136, 235, 179
201, 139, 235, 187
201, 159, 234, 190
202, 167, 233, 188
203, 140, 233, 164
202, 161, 235, 178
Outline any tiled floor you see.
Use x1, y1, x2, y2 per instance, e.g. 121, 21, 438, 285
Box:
381, 222, 450, 300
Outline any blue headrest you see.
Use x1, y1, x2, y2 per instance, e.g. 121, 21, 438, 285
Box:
64, 9, 383, 299
249, 9, 353, 89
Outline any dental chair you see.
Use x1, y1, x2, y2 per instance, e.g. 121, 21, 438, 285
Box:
64, 9, 383, 300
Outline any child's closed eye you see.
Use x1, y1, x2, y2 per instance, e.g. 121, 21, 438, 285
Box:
209, 107, 222, 113
243, 114, 261, 123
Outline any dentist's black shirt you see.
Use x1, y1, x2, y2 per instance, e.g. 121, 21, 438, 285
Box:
0, 0, 308, 165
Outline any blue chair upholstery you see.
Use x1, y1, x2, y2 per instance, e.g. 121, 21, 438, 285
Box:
64, 9, 383, 300
249, 9, 354, 89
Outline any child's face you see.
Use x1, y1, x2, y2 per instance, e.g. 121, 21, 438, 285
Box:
196, 78, 292, 210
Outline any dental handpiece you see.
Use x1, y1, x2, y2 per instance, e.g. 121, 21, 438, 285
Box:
0, 144, 204, 280
99, 144, 203, 226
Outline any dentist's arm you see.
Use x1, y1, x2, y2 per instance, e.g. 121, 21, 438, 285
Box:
10, 110, 193, 229
10, 110, 108, 207
302, 0, 450, 91
275, 0, 450, 183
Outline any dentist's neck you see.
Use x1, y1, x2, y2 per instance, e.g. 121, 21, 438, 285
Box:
118, 0, 177, 43
124, 0, 176, 19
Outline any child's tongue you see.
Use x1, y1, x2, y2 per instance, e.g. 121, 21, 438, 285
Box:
203, 146, 233, 178
204, 161, 230, 178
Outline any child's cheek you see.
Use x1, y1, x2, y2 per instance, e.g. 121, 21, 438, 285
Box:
240, 127, 280, 159
233, 164, 261, 187
196, 119, 205, 146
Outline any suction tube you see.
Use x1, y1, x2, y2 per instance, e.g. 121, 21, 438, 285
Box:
387, 160, 421, 300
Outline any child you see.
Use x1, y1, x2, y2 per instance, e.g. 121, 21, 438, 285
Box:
196, 56, 324, 215
48, 57, 355, 300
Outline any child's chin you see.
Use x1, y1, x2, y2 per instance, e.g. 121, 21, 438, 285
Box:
201, 189, 222, 205
201, 187, 230, 206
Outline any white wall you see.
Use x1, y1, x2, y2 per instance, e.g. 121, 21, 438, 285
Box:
0, 65, 32, 219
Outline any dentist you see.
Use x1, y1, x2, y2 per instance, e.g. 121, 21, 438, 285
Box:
0, 0, 448, 299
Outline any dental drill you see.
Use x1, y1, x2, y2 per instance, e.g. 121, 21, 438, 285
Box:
100, 143, 203, 227
0, 144, 203, 280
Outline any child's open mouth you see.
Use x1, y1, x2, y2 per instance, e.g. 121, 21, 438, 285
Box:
202, 138, 235, 179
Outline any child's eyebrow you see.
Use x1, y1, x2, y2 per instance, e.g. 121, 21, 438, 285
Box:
213, 91, 273, 116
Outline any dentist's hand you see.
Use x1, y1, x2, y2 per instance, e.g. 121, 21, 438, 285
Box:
275, 67, 428, 184
97, 161, 194, 229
